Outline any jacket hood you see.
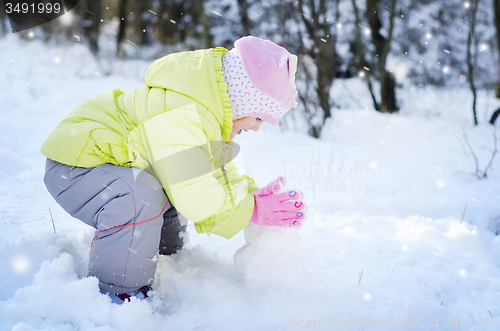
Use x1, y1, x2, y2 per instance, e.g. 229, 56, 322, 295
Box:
144, 47, 233, 141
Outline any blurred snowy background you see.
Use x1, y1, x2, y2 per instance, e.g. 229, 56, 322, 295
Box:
1, 0, 500, 330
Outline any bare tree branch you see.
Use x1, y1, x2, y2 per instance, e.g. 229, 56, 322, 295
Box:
462, 126, 481, 179
482, 128, 498, 177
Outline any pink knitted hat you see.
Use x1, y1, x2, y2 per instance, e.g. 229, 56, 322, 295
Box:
222, 36, 298, 125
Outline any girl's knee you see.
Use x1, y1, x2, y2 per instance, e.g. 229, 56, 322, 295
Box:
94, 176, 167, 230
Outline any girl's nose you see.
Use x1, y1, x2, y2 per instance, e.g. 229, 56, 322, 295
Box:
252, 122, 262, 132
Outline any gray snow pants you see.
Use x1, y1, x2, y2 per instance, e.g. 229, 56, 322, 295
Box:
43, 158, 186, 294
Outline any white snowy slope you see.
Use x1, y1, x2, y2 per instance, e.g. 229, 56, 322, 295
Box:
1, 35, 500, 331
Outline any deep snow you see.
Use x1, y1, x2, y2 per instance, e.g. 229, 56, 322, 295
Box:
1, 34, 500, 330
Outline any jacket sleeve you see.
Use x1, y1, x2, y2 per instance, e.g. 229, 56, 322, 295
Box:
129, 104, 258, 239
197, 159, 260, 238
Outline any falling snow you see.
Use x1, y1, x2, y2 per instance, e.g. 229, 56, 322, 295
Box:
0, 25, 499, 331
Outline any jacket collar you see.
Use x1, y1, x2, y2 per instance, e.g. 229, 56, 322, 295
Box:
144, 47, 233, 141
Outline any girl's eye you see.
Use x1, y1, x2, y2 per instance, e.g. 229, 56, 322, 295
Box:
257, 118, 262, 121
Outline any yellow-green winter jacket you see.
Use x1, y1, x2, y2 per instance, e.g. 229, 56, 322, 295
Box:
41, 47, 258, 239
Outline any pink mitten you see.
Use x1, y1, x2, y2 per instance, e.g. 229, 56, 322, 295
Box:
250, 189, 307, 227
252, 176, 287, 196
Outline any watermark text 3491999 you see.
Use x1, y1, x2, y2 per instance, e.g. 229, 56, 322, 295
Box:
3, 0, 79, 33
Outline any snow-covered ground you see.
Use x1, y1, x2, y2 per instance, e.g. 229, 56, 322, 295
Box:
1, 35, 500, 331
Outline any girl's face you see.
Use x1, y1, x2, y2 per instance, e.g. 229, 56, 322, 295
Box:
230, 116, 263, 139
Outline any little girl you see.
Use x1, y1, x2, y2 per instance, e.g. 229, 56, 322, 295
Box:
42, 36, 307, 304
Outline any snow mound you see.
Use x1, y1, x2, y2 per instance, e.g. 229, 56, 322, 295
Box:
0, 253, 164, 331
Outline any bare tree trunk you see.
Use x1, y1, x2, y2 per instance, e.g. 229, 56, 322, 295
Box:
379, 0, 398, 112
352, 0, 380, 110
366, 0, 385, 56
157, 0, 180, 45
197, 0, 213, 48
154, 0, 208, 47
467, 0, 479, 125
493, 0, 500, 98
116, 0, 129, 57
297, 0, 337, 137
237, 0, 252, 36
0, 19, 5, 36
0, 0, 7, 35
367, 0, 398, 113
297, 49, 319, 136
134, 0, 153, 46
82, 0, 102, 55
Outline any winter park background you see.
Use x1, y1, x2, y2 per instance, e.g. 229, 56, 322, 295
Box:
1, 0, 500, 330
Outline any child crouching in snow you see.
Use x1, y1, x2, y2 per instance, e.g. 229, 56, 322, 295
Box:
41, 36, 307, 304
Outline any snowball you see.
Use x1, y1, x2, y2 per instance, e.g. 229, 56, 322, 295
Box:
233, 224, 307, 290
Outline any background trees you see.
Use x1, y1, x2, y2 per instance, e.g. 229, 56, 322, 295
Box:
1, 0, 499, 135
